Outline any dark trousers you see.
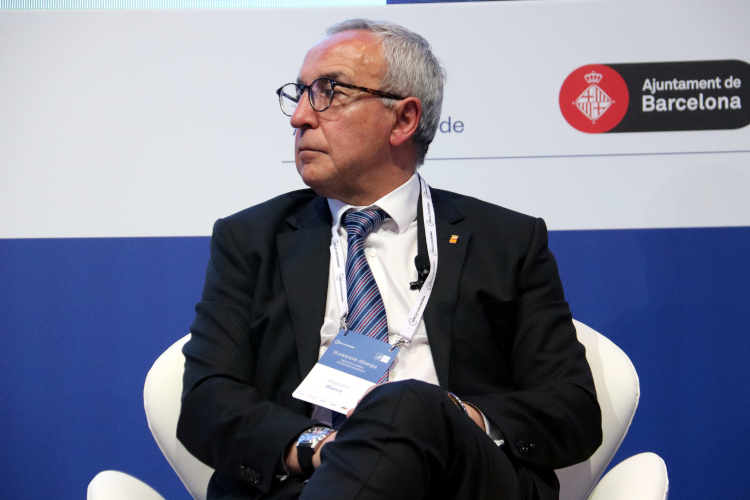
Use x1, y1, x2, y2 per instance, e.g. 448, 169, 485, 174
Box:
270, 380, 535, 500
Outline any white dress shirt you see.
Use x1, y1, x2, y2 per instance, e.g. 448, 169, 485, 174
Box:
319, 172, 438, 384
313, 173, 502, 444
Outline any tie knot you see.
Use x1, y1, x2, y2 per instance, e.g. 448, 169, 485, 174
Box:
345, 210, 388, 240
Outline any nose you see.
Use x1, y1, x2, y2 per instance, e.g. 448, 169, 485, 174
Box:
290, 89, 318, 129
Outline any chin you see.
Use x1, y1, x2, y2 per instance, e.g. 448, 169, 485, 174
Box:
298, 164, 338, 197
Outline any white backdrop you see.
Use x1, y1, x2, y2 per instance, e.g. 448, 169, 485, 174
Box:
2, 2, 750, 499
2, 0, 749, 238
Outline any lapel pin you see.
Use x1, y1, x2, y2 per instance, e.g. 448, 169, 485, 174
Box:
449, 235, 459, 244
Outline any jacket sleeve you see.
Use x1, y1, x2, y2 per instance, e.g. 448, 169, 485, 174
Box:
177, 218, 315, 494
464, 217, 603, 470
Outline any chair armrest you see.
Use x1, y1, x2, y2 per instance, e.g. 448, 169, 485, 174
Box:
587, 452, 669, 500
87, 470, 167, 500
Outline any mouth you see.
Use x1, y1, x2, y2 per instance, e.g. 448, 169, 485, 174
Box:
297, 146, 326, 155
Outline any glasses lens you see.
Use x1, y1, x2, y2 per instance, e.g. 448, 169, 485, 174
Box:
279, 84, 300, 116
310, 79, 334, 112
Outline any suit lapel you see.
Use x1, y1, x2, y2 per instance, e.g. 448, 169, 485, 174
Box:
275, 190, 470, 389
277, 197, 332, 379
423, 190, 470, 389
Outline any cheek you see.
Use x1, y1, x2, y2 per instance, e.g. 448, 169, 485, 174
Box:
324, 106, 392, 156
345, 118, 384, 148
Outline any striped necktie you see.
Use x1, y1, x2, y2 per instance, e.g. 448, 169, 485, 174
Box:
331, 209, 389, 429
344, 209, 390, 344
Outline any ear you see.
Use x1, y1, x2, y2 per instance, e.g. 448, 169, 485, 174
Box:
390, 97, 422, 148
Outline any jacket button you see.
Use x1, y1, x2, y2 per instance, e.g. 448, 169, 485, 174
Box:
239, 465, 261, 484
516, 441, 535, 454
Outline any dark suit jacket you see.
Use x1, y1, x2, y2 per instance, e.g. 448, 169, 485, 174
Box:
177, 187, 602, 500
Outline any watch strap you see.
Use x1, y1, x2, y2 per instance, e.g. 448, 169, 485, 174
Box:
297, 443, 316, 476
295, 426, 333, 477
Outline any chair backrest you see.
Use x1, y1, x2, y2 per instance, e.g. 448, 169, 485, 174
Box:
144, 334, 214, 500
146, 322, 638, 500
556, 320, 640, 500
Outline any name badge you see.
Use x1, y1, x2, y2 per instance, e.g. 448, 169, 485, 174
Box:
293, 329, 400, 414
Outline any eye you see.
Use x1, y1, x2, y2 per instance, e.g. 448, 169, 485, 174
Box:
320, 87, 334, 99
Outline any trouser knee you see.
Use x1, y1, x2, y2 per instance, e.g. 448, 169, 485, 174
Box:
365, 379, 446, 408
349, 380, 454, 435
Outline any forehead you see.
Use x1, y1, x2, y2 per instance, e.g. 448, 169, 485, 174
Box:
298, 30, 385, 85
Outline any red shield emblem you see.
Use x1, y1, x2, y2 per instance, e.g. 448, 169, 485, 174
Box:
560, 64, 629, 133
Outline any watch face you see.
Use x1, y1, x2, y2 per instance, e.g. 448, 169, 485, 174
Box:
299, 427, 332, 446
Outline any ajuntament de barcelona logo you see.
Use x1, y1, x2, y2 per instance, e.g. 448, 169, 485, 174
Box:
560, 60, 749, 133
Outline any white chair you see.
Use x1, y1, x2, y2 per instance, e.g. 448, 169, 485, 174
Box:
88, 321, 668, 500
587, 452, 669, 500
87, 470, 167, 500
556, 321, 669, 500
87, 334, 211, 500
143, 335, 214, 500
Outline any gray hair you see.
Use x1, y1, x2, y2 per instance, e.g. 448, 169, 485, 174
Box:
326, 19, 446, 166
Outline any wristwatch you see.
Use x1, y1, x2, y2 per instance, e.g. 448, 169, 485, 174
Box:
296, 426, 334, 476
446, 391, 468, 415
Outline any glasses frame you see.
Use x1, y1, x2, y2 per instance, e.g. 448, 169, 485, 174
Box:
276, 77, 406, 116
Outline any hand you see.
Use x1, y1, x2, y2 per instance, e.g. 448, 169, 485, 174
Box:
285, 382, 385, 475
284, 430, 337, 475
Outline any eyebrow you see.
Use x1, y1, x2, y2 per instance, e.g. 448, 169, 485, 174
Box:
296, 71, 348, 85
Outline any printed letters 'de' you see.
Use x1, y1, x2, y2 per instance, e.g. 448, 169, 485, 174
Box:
560, 60, 750, 133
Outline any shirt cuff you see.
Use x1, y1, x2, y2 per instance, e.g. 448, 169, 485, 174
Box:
466, 402, 505, 447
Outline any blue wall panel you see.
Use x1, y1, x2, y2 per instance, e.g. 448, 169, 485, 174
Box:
0, 237, 209, 499
2, 227, 748, 498
550, 226, 750, 500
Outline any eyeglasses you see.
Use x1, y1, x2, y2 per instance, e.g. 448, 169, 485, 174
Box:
276, 77, 405, 116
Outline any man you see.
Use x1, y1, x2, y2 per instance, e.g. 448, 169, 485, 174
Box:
178, 19, 602, 500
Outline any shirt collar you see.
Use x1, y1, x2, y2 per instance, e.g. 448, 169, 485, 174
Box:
327, 172, 420, 235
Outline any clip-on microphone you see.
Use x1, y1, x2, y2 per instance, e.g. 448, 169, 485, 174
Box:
410, 191, 431, 290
